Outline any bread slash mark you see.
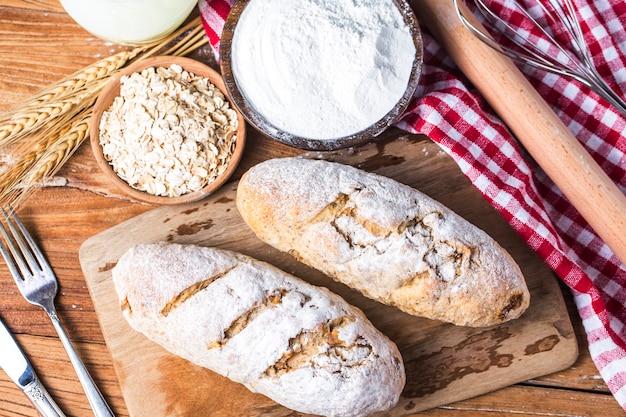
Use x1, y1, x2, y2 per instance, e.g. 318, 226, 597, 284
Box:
311, 191, 391, 247
209, 288, 290, 349
312, 193, 477, 284
424, 240, 474, 282
161, 265, 239, 317
313, 193, 455, 258
264, 315, 371, 377
498, 292, 525, 320
121, 296, 132, 315
310, 193, 351, 224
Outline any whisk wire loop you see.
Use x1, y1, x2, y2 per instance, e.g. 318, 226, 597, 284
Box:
455, 0, 626, 116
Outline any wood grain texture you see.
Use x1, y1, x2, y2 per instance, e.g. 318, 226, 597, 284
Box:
0, 1, 130, 110
0, 1, 623, 416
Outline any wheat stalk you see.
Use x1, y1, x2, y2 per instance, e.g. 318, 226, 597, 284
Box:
142, 16, 208, 59
32, 113, 90, 180
0, 90, 92, 145
0, 108, 91, 206
0, 58, 136, 148
0, 112, 81, 201
161, 22, 208, 57
3, 49, 146, 116
0, 16, 210, 207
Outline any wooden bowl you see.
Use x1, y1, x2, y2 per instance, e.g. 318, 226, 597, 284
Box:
90, 56, 246, 205
220, 0, 423, 151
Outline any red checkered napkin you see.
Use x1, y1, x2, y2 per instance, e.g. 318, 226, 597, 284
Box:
199, 0, 626, 410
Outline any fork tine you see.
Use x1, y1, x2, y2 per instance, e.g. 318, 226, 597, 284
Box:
0, 207, 47, 278
0, 221, 25, 282
0, 208, 33, 280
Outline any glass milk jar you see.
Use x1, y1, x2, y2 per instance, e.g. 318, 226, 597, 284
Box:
60, 0, 198, 45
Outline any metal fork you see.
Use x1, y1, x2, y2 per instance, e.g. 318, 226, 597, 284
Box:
0, 207, 115, 417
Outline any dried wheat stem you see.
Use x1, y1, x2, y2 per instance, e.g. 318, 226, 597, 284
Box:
0, 136, 69, 203
169, 30, 208, 57
142, 16, 203, 59
160, 21, 207, 56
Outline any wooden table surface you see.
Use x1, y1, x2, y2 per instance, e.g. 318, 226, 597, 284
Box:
0, 1, 623, 416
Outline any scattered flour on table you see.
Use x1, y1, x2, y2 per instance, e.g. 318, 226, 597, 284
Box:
231, 0, 416, 140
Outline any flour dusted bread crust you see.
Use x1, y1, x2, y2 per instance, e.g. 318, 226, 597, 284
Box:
236, 157, 530, 327
112, 241, 405, 417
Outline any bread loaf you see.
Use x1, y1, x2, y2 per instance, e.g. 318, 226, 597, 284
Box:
112, 241, 405, 417
236, 157, 530, 327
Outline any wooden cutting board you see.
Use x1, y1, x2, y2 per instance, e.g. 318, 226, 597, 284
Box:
79, 135, 578, 416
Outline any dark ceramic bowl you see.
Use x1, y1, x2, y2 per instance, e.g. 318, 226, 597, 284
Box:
220, 0, 423, 151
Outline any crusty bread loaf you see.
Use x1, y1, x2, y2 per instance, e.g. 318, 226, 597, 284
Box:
236, 157, 530, 327
112, 241, 405, 417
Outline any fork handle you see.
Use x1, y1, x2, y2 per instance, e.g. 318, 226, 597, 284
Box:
48, 310, 115, 417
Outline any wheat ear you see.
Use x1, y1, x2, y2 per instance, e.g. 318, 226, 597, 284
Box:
2, 49, 146, 117
0, 107, 91, 205
0, 51, 139, 147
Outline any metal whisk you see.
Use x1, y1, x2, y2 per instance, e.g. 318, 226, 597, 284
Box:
454, 0, 626, 116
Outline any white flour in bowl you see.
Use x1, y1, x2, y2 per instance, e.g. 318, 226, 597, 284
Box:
230, 0, 416, 140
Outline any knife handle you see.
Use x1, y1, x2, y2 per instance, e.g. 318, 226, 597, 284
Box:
23, 377, 67, 417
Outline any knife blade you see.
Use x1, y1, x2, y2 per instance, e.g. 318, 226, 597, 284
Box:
0, 315, 67, 417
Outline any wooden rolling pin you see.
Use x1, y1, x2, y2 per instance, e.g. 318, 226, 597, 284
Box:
411, 0, 626, 267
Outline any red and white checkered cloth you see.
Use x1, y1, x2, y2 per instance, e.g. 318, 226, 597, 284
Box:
199, 0, 626, 410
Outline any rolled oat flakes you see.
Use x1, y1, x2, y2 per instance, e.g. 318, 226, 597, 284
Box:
99, 64, 238, 198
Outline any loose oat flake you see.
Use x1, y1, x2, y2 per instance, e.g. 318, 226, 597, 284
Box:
99, 64, 238, 198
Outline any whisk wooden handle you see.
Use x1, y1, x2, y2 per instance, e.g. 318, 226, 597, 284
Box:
412, 0, 626, 267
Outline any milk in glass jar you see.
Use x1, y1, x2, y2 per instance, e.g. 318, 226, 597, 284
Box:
60, 0, 198, 45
